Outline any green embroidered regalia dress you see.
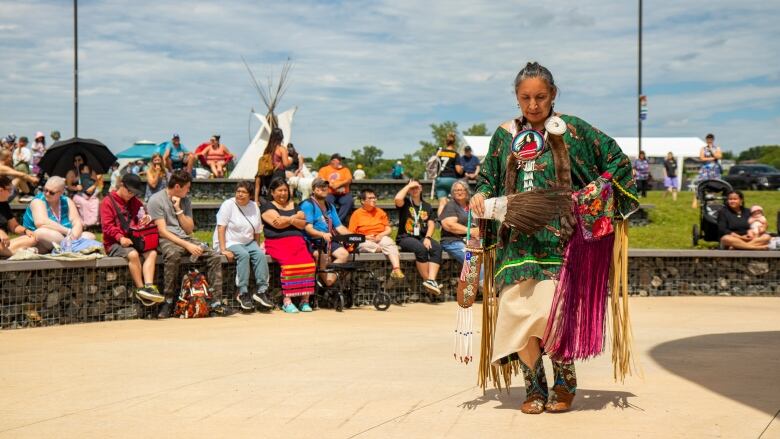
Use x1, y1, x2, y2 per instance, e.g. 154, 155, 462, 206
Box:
476, 114, 639, 371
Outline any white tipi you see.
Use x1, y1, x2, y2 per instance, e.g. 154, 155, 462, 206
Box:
232, 107, 297, 179
231, 58, 295, 180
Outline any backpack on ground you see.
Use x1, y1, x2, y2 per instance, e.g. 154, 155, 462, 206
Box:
257, 153, 275, 177
174, 269, 212, 318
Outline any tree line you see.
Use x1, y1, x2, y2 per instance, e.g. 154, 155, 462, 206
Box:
310, 122, 491, 179
310, 124, 780, 176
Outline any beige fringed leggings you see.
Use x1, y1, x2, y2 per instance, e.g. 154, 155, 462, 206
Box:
491, 279, 556, 365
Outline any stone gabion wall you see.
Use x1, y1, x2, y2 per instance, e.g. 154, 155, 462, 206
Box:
2, 252, 776, 330
0, 257, 461, 330
628, 255, 780, 297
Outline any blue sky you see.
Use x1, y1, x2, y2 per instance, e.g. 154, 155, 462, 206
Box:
1, 0, 778, 160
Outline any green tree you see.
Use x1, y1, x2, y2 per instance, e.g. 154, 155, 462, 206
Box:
311, 152, 331, 171
350, 145, 384, 168
462, 123, 491, 137
737, 145, 780, 162
721, 150, 734, 160
415, 121, 460, 162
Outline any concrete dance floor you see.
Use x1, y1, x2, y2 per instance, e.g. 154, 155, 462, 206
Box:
1, 297, 779, 438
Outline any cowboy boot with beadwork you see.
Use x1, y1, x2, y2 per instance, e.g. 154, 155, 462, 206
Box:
519, 356, 549, 414
546, 361, 577, 412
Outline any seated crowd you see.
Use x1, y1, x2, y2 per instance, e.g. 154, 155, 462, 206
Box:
0, 161, 484, 318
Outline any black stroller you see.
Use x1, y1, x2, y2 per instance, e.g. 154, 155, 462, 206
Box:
692, 179, 733, 246
312, 234, 392, 312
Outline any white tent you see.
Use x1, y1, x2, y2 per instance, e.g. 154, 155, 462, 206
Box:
461, 135, 705, 190
615, 137, 704, 190
230, 107, 297, 179
463, 135, 492, 159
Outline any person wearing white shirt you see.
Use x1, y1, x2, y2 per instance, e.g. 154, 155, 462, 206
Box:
353, 164, 366, 180
13, 136, 33, 174
214, 181, 271, 310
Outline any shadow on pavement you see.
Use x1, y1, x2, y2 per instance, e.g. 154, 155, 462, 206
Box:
460, 388, 640, 412
649, 331, 780, 416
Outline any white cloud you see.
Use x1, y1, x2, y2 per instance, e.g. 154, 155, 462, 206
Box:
0, 0, 777, 161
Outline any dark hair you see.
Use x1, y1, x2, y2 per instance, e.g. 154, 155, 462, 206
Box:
706, 133, 715, 139
74, 154, 85, 162
359, 188, 376, 201
263, 128, 285, 156
19, 136, 28, 143
235, 181, 253, 193
79, 163, 90, 173
513, 61, 557, 94
268, 176, 289, 194
727, 190, 744, 204
167, 169, 192, 188
638, 150, 646, 159
0, 175, 11, 188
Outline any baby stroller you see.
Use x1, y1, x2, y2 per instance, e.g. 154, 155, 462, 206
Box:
692, 179, 733, 246
312, 234, 392, 312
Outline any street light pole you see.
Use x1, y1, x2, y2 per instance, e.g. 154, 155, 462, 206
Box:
74, 0, 79, 138
638, 0, 642, 156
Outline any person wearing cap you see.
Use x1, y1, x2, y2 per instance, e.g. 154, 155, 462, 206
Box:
458, 146, 481, 180
31, 132, 46, 175
301, 177, 352, 287
391, 161, 405, 179
100, 174, 163, 305
163, 133, 195, 175
353, 164, 366, 180
22, 176, 96, 253
317, 153, 354, 224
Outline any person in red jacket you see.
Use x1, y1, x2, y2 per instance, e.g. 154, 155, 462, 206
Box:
100, 174, 163, 305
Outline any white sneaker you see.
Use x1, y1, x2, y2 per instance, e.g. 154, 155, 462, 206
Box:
422, 280, 441, 296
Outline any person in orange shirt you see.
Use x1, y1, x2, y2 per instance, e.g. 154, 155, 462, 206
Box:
317, 153, 354, 223
348, 188, 404, 279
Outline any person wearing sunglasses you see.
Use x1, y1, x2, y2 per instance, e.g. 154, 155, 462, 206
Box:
21, 176, 95, 253
0, 176, 37, 257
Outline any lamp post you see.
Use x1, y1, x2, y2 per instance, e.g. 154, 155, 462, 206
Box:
73, 0, 79, 137
637, 0, 642, 156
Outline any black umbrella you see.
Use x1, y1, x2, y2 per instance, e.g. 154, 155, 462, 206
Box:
38, 137, 117, 177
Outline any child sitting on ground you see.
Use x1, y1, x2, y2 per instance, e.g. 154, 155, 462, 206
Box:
747, 205, 767, 239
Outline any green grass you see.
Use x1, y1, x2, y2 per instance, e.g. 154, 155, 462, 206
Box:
630, 190, 779, 249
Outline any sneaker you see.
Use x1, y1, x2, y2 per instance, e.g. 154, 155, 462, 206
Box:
136, 286, 165, 304
282, 303, 299, 313
157, 301, 173, 319
236, 292, 254, 310
209, 301, 236, 317
422, 279, 441, 296
390, 268, 405, 279
299, 302, 313, 312
252, 291, 274, 308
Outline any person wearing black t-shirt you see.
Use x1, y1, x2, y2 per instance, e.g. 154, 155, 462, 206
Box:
394, 179, 443, 296
434, 132, 464, 215
663, 152, 678, 201
718, 190, 771, 250
0, 175, 36, 257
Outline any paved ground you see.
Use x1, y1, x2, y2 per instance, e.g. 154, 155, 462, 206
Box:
1, 297, 779, 439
